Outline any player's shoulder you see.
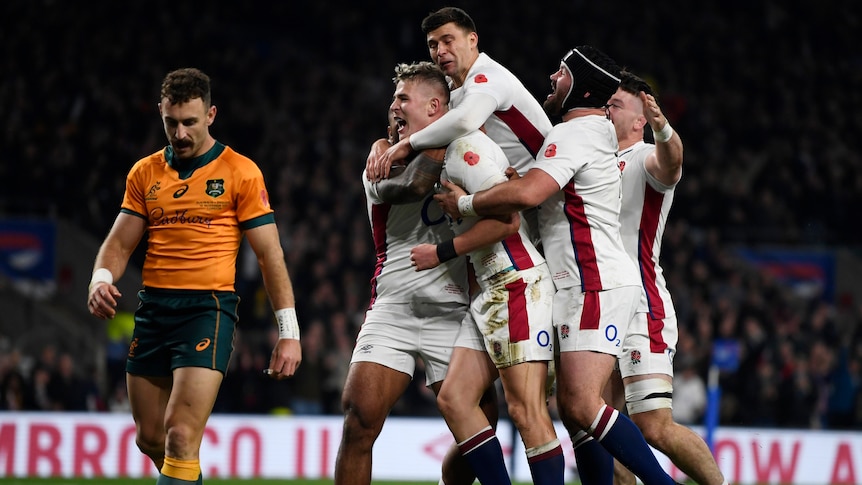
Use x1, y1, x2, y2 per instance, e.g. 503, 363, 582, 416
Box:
129, 149, 167, 174
450, 131, 506, 166
215, 145, 267, 180
452, 130, 498, 153
218, 145, 257, 167
466, 53, 514, 85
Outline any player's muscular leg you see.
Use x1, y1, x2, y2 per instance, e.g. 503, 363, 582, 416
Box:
436, 348, 498, 441
556, 352, 616, 430
631, 407, 724, 485
164, 367, 223, 460
440, 385, 499, 485
335, 362, 411, 485
498, 361, 557, 448
126, 373, 171, 470
624, 374, 725, 485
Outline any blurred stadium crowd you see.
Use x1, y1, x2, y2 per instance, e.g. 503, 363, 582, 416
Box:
1, 0, 861, 429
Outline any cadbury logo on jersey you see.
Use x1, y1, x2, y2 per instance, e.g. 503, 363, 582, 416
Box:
206, 179, 225, 198
150, 207, 213, 228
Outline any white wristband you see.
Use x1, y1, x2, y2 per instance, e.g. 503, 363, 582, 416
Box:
89, 268, 113, 291
654, 122, 674, 143
275, 308, 300, 340
457, 194, 477, 217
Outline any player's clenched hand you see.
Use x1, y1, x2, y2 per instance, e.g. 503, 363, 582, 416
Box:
369, 138, 411, 182
433, 179, 467, 220
410, 244, 440, 271
364, 138, 391, 180
88, 282, 122, 319
266, 338, 302, 380
504, 167, 520, 180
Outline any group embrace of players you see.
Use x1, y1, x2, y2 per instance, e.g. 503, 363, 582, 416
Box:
336, 6, 728, 485
86, 5, 726, 485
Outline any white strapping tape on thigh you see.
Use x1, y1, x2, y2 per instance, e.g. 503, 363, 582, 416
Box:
625, 378, 673, 414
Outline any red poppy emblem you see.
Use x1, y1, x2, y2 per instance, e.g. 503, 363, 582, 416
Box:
618, 161, 626, 172
464, 151, 480, 165
474, 74, 488, 83
544, 143, 557, 158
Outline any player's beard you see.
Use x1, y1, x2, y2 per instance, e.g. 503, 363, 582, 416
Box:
543, 92, 563, 117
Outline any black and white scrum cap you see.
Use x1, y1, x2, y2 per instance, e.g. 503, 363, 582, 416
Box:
561, 46, 622, 110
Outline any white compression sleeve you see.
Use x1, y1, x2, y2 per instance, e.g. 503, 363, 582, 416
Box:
409, 92, 499, 150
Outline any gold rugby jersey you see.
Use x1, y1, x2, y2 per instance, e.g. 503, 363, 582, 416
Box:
121, 142, 275, 291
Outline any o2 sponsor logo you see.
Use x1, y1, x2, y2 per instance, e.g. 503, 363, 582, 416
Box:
606, 324, 620, 347
536, 330, 552, 351
421, 196, 448, 227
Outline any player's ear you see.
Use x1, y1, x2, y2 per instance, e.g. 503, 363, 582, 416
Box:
428, 97, 440, 116
207, 105, 217, 126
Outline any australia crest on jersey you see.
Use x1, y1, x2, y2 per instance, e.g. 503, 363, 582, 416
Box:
205, 179, 225, 198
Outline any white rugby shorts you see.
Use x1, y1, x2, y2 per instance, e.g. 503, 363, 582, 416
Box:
554, 285, 640, 355
618, 312, 679, 378
352, 300, 466, 385
467, 264, 555, 368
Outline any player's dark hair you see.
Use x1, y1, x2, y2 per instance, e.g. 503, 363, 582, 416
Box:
393, 61, 450, 105
161, 68, 211, 106
421, 7, 476, 35
619, 69, 655, 98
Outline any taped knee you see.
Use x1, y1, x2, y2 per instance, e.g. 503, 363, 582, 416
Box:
625, 378, 672, 415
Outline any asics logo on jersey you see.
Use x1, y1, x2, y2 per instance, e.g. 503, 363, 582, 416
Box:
196, 338, 212, 351
173, 184, 189, 198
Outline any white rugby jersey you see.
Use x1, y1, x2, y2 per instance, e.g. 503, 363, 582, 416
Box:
441, 131, 544, 284
363, 170, 468, 306
450, 53, 552, 175
531, 115, 640, 291
619, 141, 677, 318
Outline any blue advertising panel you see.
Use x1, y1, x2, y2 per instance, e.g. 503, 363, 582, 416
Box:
0, 219, 56, 283
735, 248, 836, 302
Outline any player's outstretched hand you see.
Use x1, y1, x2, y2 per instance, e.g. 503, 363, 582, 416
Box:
639, 92, 668, 133
265, 338, 302, 380
410, 244, 440, 271
433, 180, 467, 220
88, 282, 122, 320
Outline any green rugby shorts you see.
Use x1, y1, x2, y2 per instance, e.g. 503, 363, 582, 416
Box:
125, 288, 239, 376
